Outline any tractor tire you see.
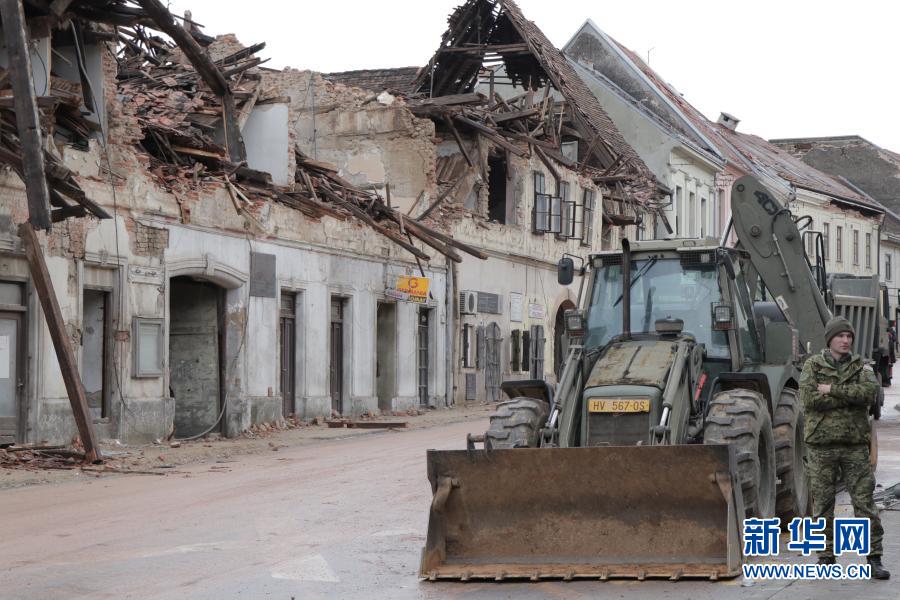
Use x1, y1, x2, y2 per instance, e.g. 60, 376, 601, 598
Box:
703, 389, 777, 519
773, 389, 810, 521
485, 397, 549, 449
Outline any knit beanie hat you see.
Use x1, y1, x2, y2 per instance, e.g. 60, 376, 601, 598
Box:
825, 316, 855, 346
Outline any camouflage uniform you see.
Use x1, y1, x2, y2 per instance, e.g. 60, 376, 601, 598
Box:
799, 349, 884, 557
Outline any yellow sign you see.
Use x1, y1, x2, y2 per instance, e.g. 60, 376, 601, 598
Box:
396, 276, 430, 303
588, 398, 650, 413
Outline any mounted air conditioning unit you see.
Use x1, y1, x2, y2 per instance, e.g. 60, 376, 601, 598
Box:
459, 290, 478, 315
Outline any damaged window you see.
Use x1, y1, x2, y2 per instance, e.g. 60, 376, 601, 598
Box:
532, 172, 548, 233
582, 189, 595, 246
487, 153, 507, 224
557, 181, 575, 239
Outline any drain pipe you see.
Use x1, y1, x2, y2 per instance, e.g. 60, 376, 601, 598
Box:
447, 260, 457, 406
622, 238, 632, 339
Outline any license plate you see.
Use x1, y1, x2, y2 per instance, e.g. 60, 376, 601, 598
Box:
588, 399, 650, 413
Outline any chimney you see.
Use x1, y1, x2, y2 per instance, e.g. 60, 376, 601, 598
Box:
717, 112, 740, 131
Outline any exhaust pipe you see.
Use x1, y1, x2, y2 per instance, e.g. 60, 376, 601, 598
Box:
622, 238, 631, 339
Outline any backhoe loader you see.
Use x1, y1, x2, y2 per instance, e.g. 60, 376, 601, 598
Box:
420, 176, 857, 580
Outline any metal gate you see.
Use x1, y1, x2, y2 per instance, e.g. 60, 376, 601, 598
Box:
485, 322, 502, 402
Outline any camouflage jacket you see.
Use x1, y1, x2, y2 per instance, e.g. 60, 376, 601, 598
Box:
799, 350, 876, 446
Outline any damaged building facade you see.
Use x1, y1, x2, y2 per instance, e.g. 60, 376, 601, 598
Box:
323, 0, 661, 403
1, 2, 457, 445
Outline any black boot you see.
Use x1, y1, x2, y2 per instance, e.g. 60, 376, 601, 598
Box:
817, 555, 836, 565
868, 556, 891, 580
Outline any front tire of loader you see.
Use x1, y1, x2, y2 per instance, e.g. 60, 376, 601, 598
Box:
773, 389, 810, 521
703, 389, 777, 519
485, 397, 549, 449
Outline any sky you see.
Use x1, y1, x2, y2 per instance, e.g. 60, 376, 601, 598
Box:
166, 0, 900, 151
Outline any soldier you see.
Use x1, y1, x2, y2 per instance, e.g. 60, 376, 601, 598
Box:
800, 316, 889, 579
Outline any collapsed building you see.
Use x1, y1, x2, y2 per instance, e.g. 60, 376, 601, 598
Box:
0, 0, 659, 444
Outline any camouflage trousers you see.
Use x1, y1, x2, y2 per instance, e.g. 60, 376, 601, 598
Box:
807, 444, 884, 557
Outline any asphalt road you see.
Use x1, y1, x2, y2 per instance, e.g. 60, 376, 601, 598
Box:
2, 395, 900, 599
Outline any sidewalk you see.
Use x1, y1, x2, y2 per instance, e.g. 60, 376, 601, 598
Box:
0, 402, 495, 490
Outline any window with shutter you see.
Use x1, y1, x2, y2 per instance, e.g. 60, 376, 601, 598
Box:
461, 324, 473, 368
522, 330, 531, 372
581, 190, 595, 246
510, 329, 521, 371
549, 195, 562, 234
475, 325, 485, 369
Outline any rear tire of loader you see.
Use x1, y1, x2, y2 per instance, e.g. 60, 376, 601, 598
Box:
773, 389, 810, 521
703, 389, 777, 519
485, 397, 549, 449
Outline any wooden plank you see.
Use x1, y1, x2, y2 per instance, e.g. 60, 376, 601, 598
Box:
19, 223, 101, 463
453, 115, 527, 158
412, 93, 486, 107
318, 185, 431, 261
491, 107, 540, 123
235, 87, 260, 130
533, 145, 560, 183
400, 213, 488, 260
419, 169, 470, 220
170, 145, 225, 159
438, 43, 528, 54
0, 0, 52, 230
51, 205, 86, 222
442, 115, 475, 168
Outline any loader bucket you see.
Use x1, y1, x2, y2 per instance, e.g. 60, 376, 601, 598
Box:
420, 444, 744, 581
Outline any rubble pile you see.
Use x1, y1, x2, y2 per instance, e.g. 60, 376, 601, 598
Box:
0, 68, 109, 221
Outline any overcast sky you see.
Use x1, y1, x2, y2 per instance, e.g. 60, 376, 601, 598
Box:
167, 0, 899, 151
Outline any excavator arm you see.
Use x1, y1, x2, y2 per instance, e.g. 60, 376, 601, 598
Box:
730, 176, 832, 354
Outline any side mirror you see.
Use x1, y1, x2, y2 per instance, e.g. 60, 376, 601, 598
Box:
558, 257, 574, 286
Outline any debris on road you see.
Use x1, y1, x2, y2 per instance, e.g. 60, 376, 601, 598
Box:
326, 419, 410, 429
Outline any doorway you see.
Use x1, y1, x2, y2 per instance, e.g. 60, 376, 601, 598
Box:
376, 302, 397, 412
82, 289, 111, 419
169, 277, 224, 438
417, 308, 431, 406
1, 281, 25, 443
330, 297, 346, 414
279, 292, 296, 417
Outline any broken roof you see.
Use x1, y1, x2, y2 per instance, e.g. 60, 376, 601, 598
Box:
716, 127, 883, 213
596, 33, 881, 213
564, 21, 724, 165
323, 67, 421, 95
412, 0, 659, 203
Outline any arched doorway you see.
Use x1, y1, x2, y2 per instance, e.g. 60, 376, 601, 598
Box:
554, 300, 576, 378
169, 276, 225, 438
